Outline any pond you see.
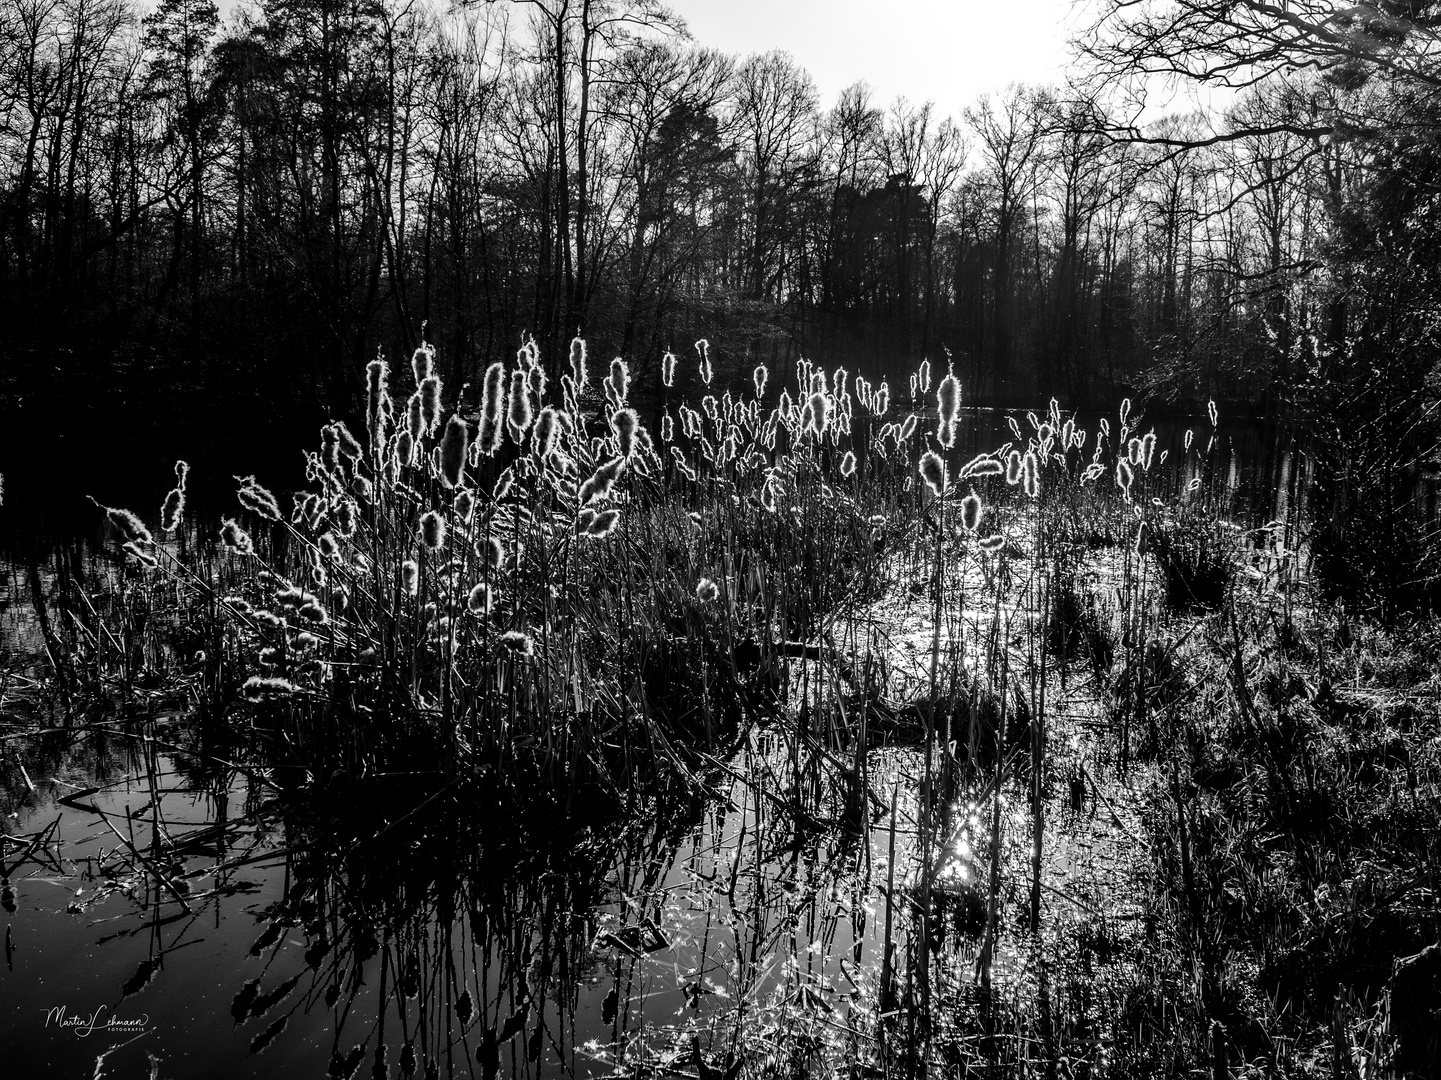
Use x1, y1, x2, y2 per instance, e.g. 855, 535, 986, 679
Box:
0, 394, 1307, 1076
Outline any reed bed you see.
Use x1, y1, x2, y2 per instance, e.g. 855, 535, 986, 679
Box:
7, 338, 1432, 1077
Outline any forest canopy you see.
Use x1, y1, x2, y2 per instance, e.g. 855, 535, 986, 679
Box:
0, 0, 1437, 420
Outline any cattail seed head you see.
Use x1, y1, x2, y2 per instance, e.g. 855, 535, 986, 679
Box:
439, 415, 468, 488
367, 358, 391, 449
661, 413, 674, 442
411, 343, 434, 386
753, 365, 768, 399
1119, 398, 1132, 426
569, 336, 587, 387
1022, 451, 1040, 498
1140, 431, 1157, 471
420, 376, 443, 435
161, 488, 185, 532
420, 511, 446, 551
937, 372, 960, 426
1208, 400, 1218, 426
696, 340, 712, 386
662, 351, 676, 387
960, 454, 1003, 479
401, 560, 419, 595
467, 582, 492, 615
334, 422, 363, 461
317, 532, 339, 559
499, 630, 534, 657
586, 508, 621, 537
919, 451, 948, 497
1116, 459, 1134, 495
532, 407, 559, 460
805, 392, 829, 436
899, 414, 917, 442
961, 492, 983, 531
1005, 450, 1023, 485
840, 451, 857, 477
696, 577, 719, 602
507, 370, 533, 440
478, 362, 507, 455
235, 477, 281, 521
395, 431, 416, 469
579, 457, 625, 507
609, 358, 629, 404
611, 408, 639, 458
221, 518, 254, 555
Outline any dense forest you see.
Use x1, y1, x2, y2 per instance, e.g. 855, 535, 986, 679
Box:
3, 0, 1436, 421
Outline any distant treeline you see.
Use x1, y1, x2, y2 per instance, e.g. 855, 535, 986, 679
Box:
0, 0, 1434, 421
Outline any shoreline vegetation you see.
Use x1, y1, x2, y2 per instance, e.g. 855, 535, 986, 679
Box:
3, 341, 1439, 1077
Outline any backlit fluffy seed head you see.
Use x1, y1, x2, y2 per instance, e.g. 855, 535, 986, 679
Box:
1134, 521, 1150, 556
753, 365, 768, 399
1061, 418, 1075, 450
478, 534, 503, 568
840, 451, 857, 477
235, 477, 282, 521
919, 451, 948, 497
221, 518, 254, 555
395, 431, 416, 469
1116, 459, 1134, 495
696, 340, 712, 385
243, 675, 298, 700
661, 412, 674, 442
899, 414, 918, 442
1120, 398, 1132, 426
420, 376, 443, 435
586, 508, 621, 537
1208, 399, 1218, 426
407, 392, 425, 442
611, 408, 639, 458
493, 466, 515, 502
662, 351, 677, 387
466, 582, 492, 615
579, 457, 625, 506
420, 510, 446, 551
960, 454, 1003, 479
609, 357, 629, 404
1140, 431, 1157, 471
440, 414, 469, 488
453, 489, 475, 524
531, 407, 559, 460
401, 559, 419, 595
334, 421, 362, 461
367, 358, 391, 446
411, 343, 435, 385
1185, 428, 1194, 451
979, 533, 1006, 552
95, 503, 152, 546
1005, 450, 1023, 485
917, 359, 931, 394
317, 532, 339, 558
499, 630, 534, 657
937, 372, 960, 425
161, 487, 185, 532
569, 336, 588, 387
1127, 437, 1141, 465
507, 370, 533, 440
873, 383, 890, 416
804, 392, 830, 436
334, 498, 358, 536
478, 362, 507, 454
961, 492, 983, 532
695, 577, 719, 602
1022, 451, 1040, 498
123, 541, 158, 567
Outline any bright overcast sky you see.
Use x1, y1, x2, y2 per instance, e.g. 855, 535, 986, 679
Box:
676, 0, 1081, 115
